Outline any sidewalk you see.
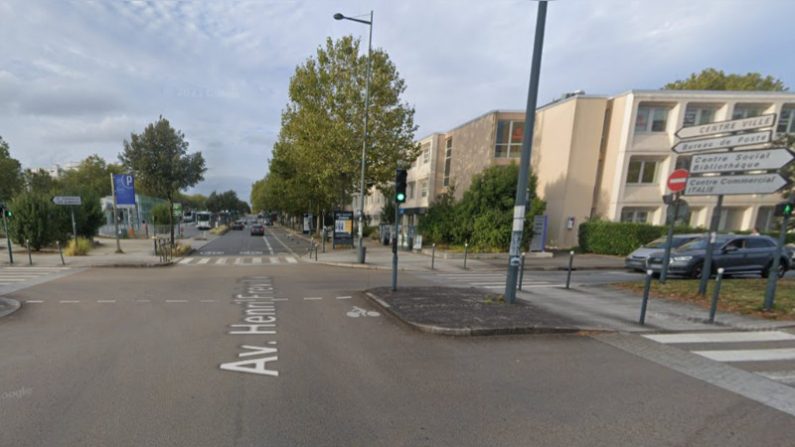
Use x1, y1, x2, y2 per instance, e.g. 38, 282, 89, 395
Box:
0, 235, 214, 268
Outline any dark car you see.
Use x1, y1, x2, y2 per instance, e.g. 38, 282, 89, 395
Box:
648, 235, 792, 279
231, 221, 245, 230
263, 218, 273, 226
250, 224, 265, 236
625, 234, 703, 271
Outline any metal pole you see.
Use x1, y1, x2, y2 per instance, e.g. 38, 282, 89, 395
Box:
57, 240, 65, 265
26, 239, 31, 265
699, 194, 723, 295
392, 199, 399, 291
518, 252, 526, 291
504, 0, 548, 304
110, 174, 122, 253
639, 269, 653, 325
431, 243, 436, 270
763, 213, 790, 310
660, 196, 679, 283
356, 11, 374, 265
565, 250, 574, 289
709, 268, 725, 323
3, 212, 12, 264
70, 207, 77, 244
463, 241, 469, 270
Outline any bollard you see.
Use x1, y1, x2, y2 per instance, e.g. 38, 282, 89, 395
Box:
153, 238, 158, 256
26, 239, 32, 265
57, 240, 65, 266
639, 269, 653, 325
565, 250, 575, 289
463, 241, 469, 270
431, 243, 436, 270
708, 268, 725, 323
518, 252, 526, 291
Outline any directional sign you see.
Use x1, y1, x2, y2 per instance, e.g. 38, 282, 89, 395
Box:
52, 196, 81, 206
675, 113, 776, 139
684, 173, 788, 196
672, 130, 771, 154
667, 169, 689, 192
690, 148, 795, 175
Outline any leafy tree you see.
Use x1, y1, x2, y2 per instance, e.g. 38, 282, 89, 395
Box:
23, 169, 58, 195
8, 192, 59, 250
58, 155, 123, 198
664, 68, 788, 91
206, 190, 249, 214
417, 188, 457, 244
379, 186, 396, 224
150, 202, 172, 226
250, 178, 267, 212
0, 136, 24, 201
119, 117, 206, 245
175, 192, 207, 211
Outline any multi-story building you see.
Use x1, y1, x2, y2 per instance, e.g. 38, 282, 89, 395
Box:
363, 89, 795, 248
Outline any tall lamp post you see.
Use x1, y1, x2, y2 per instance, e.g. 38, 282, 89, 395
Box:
334, 10, 373, 264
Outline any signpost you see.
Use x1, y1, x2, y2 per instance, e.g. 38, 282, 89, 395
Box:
667, 169, 689, 193
529, 215, 548, 252
675, 114, 776, 139
683, 173, 788, 196
689, 148, 794, 175
52, 196, 82, 245
660, 171, 690, 283
672, 130, 771, 154
111, 174, 135, 253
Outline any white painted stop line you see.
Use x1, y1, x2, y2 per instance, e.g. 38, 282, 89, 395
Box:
694, 348, 795, 363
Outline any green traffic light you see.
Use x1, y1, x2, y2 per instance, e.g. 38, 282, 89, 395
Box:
786, 204, 793, 216
396, 193, 405, 201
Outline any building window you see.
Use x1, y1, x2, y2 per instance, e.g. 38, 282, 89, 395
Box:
732, 105, 765, 120
683, 105, 717, 127
635, 106, 670, 133
675, 156, 691, 170
494, 120, 524, 158
626, 157, 658, 184
443, 138, 452, 187
755, 206, 775, 232
420, 180, 429, 198
620, 207, 653, 223
407, 181, 415, 199
778, 107, 795, 134
422, 143, 430, 164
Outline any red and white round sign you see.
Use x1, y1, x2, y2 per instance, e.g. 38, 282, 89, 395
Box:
667, 169, 689, 192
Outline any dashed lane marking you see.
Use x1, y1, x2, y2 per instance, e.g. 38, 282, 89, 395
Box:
336, 296, 352, 300
197, 258, 211, 264
303, 297, 322, 300
263, 235, 275, 255
166, 299, 188, 303
59, 300, 79, 303
97, 300, 116, 303
24, 300, 43, 303
200, 299, 216, 303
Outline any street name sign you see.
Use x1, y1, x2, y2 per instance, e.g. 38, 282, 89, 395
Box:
667, 169, 689, 192
684, 173, 788, 196
689, 148, 794, 175
672, 130, 772, 154
52, 196, 81, 206
675, 113, 776, 139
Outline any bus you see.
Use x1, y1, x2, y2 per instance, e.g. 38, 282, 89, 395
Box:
195, 211, 212, 230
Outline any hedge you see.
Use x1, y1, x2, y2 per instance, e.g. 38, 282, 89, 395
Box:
578, 220, 712, 256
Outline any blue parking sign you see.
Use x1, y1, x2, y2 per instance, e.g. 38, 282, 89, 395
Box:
113, 174, 136, 206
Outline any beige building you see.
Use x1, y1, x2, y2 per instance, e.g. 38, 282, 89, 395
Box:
364, 90, 795, 248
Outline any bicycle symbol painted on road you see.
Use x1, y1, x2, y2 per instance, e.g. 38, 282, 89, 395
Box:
346, 306, 380, 318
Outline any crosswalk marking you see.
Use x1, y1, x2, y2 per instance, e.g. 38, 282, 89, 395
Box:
644, 332, 795, 344
197, 258, 211, 264
253, 257, 262, 264
270, 257, 280, 264
285, 257, 297, 264
216, 257, 228, 264
176, 256, 300, 266
178, 257, 193, 264
234, 257, 243, 264
758, 370, 795, 384
693, 348, 795, 363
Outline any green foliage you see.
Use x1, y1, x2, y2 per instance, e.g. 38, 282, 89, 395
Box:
0, 136, 24, 201
150, 202, 171, 226
379, 185, 396, 224
250, 178, 268, 212
417, 188, 457, 244
65, 237, 92, 256
206, 190, 249, 214
578, 220, 704, 256
8, 192, 59, 250
58, 155, 123, 198
175, 192, 207, 211
23, 169, 58, 195
664, 68, 788, 91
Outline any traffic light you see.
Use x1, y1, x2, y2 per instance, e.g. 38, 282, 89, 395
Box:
395, 168, 407, 203
775, 200, 795, 217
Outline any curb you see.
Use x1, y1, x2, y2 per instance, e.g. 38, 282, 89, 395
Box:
363, 291, 584, 336
0, 297, 21, 319
311, 261, 419, 272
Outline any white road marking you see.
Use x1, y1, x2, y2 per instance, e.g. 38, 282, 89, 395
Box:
24, 300, 43, 303
285, 256, 297, 264
252, 257, 263, 264
197, 258, 211, 264
336, 296, 352, 300
166, 299, 188, 303
97, 300, 116, 303
271, 298, 289, 301
216, 257, 228, 265
644, 331, 795, 344
266, 228, 297, 256
269, 257, 280, 264
234, 258, 243, 265
178, 258, 194, 264
693, 348, 795, 362
303, 297, 322, 300
200, 299, 216, 303
136, 299, 150, 303
262, 235, 274, 255
59, 300, 79, 303
346, 306, 380, 318
758, 370, 795, 384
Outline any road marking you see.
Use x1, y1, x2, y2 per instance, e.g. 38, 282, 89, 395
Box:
346, 306, 380, 318
483, 284, 561, 289
758, 370, 795, 384
285, 256, 297, 264
216, 257, 228, 265
303, 297, 322, 300
271, 298, 289, 301
262, 235, 274, 255
470, 281, 549, 286
269, 257, 280, 264
266, 228, 297, 256
136, 299, 150, 303
644, 331, 795, 344
693, 348, 795, 363
59, 300, 79, 303
336, 296, 352, 300
200, 299, 216, 303
178, 258, 194, 264
24, 300, 43, 303
252, 257, 263, 264
197, 258, 211, 264
365, 292, 390, 308
234, 258, 243, 265
97, 300, 116, 303
166, 299, 188, 303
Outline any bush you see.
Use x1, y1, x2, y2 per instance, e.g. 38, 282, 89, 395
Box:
173, 243, 192, 257
210, 225, 229, 235
8, 192, 59, 250
64, 237, 92, 256
578, 220, 705, 256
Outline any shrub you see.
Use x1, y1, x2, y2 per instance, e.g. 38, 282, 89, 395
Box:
173, 243, 192, 257
578, 220, 706, 256
64, 237, 92, 256
210, 225, 229, 235
8, 192, 58, 250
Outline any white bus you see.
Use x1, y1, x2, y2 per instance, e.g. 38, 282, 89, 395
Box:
195, 211, 212, 230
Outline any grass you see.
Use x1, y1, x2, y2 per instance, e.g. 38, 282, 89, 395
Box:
64, 237, 92, 256
209, 225, 229, 236
173, 243, 192, 257
613, 278, 795, 320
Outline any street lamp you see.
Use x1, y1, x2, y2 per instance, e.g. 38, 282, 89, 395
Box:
334, 10, 373, 264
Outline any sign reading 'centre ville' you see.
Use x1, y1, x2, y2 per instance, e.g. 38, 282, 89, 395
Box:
674, 113, 777, 139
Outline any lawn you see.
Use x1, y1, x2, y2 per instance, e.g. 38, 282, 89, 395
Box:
613, 277, 795, 320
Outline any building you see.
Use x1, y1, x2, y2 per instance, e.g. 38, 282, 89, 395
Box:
363, 89, 795, 248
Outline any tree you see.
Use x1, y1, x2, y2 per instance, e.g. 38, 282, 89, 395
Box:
206, 190, 249, 215
250, 178, 267, 212
175, 192, 207, 211
664, 68, 788, 91
23, 169, 58, 195
379, 186, 396, 225
58, 155, 123, 198
119, 117, 206, 245
8, 192, 59, 250
266, 35, 419, 220
0, 136, 24, 201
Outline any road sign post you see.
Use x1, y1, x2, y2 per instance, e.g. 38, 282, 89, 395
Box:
764, 201, 794, 310
110, 174, 122, 253
2, 209, 12, 264
53, 196, 82, 246
660, 193, 681, 284
699, 195, 723, 296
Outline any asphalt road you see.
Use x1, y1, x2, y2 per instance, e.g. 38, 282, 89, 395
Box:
2, 262, 795, 446
195, 224, 311, 257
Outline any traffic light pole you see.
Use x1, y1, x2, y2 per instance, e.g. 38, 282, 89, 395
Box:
660, 194, 680, 283
392, 201, 399, 291
764, 212, 790, 310
2, 211, 12, 264
699, 194, 723, 295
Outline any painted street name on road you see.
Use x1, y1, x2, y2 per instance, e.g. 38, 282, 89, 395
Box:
220, 276, 279, 377
684, 173, 788, 196
689, 148, 794, 174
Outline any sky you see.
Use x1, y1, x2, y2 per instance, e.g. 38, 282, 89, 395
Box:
1, 0, 794, 203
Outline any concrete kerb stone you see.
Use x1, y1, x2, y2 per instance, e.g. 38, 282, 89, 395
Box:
0, 298, 21, 318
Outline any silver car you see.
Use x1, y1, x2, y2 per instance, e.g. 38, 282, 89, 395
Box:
625, 233, 703, 272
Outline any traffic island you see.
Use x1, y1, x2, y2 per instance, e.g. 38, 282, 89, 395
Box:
0, 297, 21, 319
364, 286, 586, 336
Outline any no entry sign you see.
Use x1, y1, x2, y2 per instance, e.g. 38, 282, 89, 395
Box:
667, 169, 689, 192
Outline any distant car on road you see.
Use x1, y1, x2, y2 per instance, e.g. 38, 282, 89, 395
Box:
647, 235, 792, 279
250, 224, 265, 236
263, 218, 273, 226
231, 221, 244, 230
625, 234, 703, 271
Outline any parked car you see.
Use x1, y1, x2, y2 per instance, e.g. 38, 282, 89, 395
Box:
647, 235, 792, 279
250, 224, 265, 236
625, 234, 703, 271
231, 221, 244, 230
